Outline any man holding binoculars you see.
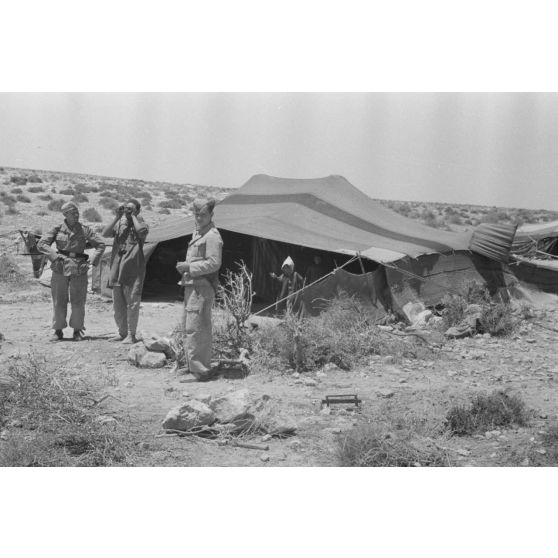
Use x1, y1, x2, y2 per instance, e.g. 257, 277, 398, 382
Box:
102, 198, 149, 343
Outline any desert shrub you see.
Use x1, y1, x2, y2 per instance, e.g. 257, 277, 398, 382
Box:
74, 183, 97, 194
99, 197, 119, 211
250, 293, 436, 372
144, 203, 153, 211
10, 176, 27, 186
47, 198, 65, 212
99, 190, 115, 197
27, 175, 43, 183
36, 210, 48, 216
337, 421, 449, 467
72, 193, 89, 203
448, 214, 462, 225
10, 187, 23, 194
164, 190, 180, 199
158, 208, 171, 215
159, 199, 183, 209
38, 193, 53, 201
59, 187, 75, 196
137, 191, 152, 202
0, 253, 27, 283
27, 185, 45, 193
0, 353, 136, 466
1, 193, 17, 205
16, 194, 31, 203
215, 262, 254, 358
441, 281, 518, 336
82, 207, 102, 222
51, 187, 56, 193
6, 204, 18, 214
446, 390, 529, 436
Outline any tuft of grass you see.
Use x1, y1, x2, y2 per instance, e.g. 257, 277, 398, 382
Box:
337, 422, 449, 467
0, 253, 27, 283
446, 390, 529, 436
27, 185, 45, 193
0, 353, 136, 466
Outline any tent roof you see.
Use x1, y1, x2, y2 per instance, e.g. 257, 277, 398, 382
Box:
144, 175, 515, 263
515, 220, 558, 241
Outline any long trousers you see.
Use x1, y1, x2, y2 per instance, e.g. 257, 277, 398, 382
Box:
183, 281, 215, 378
50, 271, 88, 330
112, 278, 143, 337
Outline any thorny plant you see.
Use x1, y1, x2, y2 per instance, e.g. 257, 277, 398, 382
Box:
216, 262, 254, 357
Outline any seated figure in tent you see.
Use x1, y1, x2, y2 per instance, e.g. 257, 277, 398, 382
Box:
37, 202, 105, 341
176, 198, 223, 381
305, 254, 329, 286
102, 199, 149, 344
269, 256, 305, 315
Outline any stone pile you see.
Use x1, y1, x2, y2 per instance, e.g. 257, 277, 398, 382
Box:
127, 332, 175, 369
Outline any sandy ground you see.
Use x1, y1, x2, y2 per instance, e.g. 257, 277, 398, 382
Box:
1, 267, 558, 466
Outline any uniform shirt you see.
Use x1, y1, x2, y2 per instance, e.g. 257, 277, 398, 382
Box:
107, 215, 149, 287
38, 221, 105, 276
181, 223, 223, 291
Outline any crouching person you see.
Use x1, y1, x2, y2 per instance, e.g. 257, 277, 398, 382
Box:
38, 202, 105, 341
102, 199, 149, 344
176, 198, 223, 381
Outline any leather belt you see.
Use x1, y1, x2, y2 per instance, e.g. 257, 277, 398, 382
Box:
58, 249, 89, 260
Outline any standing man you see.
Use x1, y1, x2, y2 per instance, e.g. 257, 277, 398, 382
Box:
38, 201, 105, 341
176, 198, 223, 381
102, 199, 149, 344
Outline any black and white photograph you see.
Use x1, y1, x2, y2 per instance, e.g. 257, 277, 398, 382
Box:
1, 2, 557, 557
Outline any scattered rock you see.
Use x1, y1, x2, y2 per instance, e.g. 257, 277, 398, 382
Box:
142, 333, 175, 358
127, 342, 148, 366
377, 388, 394, 398
292, 372, 300, 379
322, 362, 341, 372
525, 338, 536, 344
162, 400, 216, 431
316, 371, 327, 379
320, 406, 331, 415
209, 389, 251, 424
383, 355, 395, 365
259, 454, 270, 463
137, 351, 167, 369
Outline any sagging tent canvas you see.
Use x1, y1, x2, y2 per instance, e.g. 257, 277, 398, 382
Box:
91, 175, 518, 318
508, 220, 558, 294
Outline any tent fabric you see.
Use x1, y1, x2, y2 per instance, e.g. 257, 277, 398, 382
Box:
512, 220, 558, 257
469, 223, 518, 263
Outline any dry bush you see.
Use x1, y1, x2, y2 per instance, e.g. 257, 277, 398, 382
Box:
47, 198, 65, 212
446, 390, 529, 436
27, 185, 45, 193
441, 281, 518, 336
250, 292, 436, 372
159, 199, 183, 209
16, 194, 31, 203
72, 193, 89, 204
83, 207, 102, 222
337, 405, 450, 467
99, 197, 119, 211
11, 187, 23, 194
59, 187, 75, 196
0, 353, 136, 466
1, 193, 17, 205
0, 253, 27, 284
215, 262, 254, 358
27, 175, 43, 183
38, 193, 53, 201
158, 208, 171, 215
10, 176, 27, 186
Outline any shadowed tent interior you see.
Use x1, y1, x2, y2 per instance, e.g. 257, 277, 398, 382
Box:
91, 175, 518, 317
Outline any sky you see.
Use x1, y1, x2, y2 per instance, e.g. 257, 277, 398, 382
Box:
2, 92, 558, 211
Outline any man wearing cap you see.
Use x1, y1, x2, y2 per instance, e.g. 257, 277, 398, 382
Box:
270, 256, 305, 315
38, 201, 105, 341
175, 198, 223, 381
102, 199, 149, 344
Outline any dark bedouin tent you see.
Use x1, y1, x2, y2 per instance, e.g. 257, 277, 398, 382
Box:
92, 175, 517, 318
508, 220, 558, 294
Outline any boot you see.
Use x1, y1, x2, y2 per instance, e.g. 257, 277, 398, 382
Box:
121, 333, 138, 344
50, 329, 63, 342
73, 329, 85, 341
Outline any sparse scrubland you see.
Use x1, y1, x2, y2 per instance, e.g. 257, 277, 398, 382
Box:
0, 167, 557, 466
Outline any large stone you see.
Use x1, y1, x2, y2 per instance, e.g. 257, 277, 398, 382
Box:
162, 400, 216, 431
251, 395, 297, 436
138, 351, 167, 369
128, 343, 148, 366
209, 389, 252, 423
142, 333, 175, 359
